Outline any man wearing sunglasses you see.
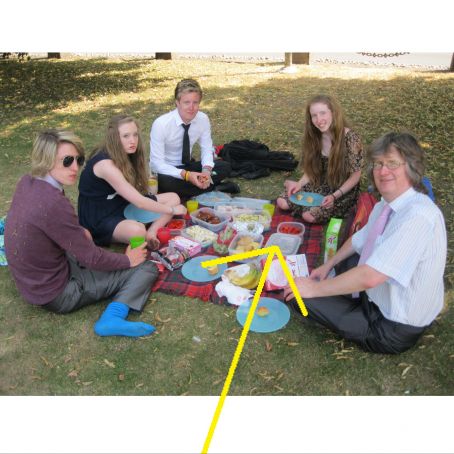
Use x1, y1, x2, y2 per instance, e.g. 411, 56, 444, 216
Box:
284, 132, 447, 354
5, 129, 159, 338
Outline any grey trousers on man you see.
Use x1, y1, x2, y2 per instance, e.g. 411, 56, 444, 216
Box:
44, 256, 158, 314
289, 253, 426, 354
290, 293, 426, 354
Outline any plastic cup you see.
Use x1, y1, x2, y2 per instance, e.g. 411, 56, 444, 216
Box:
157, 227, 171, 246
263, 203, 275, 217
129, 236, 145, 249
186, 200, 199, 214
148, 177, 158, 195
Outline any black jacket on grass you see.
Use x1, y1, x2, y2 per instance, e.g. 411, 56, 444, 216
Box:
218, 140, 298, 179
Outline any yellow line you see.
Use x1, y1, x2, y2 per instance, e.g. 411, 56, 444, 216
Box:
274, 248, 308, 317
199, 246, 308, 453
201, 251, 275, 453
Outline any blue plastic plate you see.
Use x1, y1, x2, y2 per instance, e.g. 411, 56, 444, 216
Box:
236, 297, 291, 333
289, 191, 324, 207
181, 255, 228, 282
124, 203, 161, 223
194, 191, 231, 207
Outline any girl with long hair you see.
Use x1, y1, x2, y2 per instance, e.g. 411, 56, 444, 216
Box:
277, 95, 363, 223
78, 115, 186, 248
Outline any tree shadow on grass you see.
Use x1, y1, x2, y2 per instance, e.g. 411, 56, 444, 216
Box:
0, 58, 171, 119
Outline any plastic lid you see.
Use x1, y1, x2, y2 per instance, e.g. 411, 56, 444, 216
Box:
265, 233, 301, 255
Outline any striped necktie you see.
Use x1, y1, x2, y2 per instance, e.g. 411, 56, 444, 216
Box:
358, 203, 392, 265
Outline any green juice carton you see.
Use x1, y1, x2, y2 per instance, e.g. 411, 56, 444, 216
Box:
324, 218, 343, 264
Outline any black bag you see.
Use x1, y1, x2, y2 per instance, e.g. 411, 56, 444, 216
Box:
219, 140, 298, 179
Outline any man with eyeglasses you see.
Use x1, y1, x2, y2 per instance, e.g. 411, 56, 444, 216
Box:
5, 129, 159, 338
284, 132, 447, 354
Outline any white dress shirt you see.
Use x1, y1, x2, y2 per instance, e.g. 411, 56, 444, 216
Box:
149, 109, 215, 179
352, 187, 447, 327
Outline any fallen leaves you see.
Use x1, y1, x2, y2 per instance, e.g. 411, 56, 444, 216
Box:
103, 359, 115, 369
67, 369, 78, 378
287, 341, 299, 347
398, 363, 414, 379
40, 356, 53, 368
155, 313, 171, 323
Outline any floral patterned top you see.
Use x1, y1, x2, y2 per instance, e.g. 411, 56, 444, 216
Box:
285, 129, 363, 224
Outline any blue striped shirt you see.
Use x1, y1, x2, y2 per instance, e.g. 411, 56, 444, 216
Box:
352, 187, 447, 326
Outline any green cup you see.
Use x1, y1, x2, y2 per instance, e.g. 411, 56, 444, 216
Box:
263, 203, 275, 217
129, 236, 145, 249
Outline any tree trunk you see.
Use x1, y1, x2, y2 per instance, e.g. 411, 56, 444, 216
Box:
450, 53, 454, 72
47, 53, 61, 59
291, 53, 310, 65
155, 53, 172, 60
284, 53, 293, 67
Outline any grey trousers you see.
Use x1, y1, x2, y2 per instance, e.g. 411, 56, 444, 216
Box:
289, 253, 426, 354
291, 293, 426, 354
44, 256, 158, 314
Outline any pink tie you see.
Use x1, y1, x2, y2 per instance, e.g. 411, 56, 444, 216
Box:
358, 203, 392, 265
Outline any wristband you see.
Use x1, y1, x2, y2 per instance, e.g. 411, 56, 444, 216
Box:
338, 188, 344, 198
185, 171, 190, 181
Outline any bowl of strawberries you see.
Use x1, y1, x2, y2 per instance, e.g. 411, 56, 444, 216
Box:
277, 222, 305, 239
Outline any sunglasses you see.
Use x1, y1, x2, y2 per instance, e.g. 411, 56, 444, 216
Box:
61, 155, 85, 168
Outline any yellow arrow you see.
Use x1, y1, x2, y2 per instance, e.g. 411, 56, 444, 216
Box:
200, 245, 308, 453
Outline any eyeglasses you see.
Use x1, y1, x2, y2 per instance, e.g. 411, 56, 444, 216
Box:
370, 160, 406, 171
61, 155, 85, 168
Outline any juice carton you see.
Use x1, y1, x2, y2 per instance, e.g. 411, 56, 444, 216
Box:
324, 218, 343, 263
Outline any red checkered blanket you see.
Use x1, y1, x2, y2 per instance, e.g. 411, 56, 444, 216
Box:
151, 206, 323, 305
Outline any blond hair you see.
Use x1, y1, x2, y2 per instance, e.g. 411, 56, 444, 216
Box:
174, 79, 203, 101
31, 129, 85, 177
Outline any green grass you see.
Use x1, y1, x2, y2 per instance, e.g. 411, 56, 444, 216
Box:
1, 56, 453, 396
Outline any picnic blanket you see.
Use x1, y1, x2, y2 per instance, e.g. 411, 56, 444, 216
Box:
0, 216, 7, 266
151, 206, 323, 305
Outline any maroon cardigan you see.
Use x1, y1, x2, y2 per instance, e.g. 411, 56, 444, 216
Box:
5, 175, 129, 305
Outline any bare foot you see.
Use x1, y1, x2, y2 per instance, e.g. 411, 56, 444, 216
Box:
276, 197, 290, 211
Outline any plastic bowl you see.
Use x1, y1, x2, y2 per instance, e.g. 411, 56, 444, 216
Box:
212, 201, 250, 220
190, 207, 229, 232
181, 225, 218, 249
265, 233, 301, 256
228, 231, 264, 263
232, 209, 271, 231
277, 221, 305, 239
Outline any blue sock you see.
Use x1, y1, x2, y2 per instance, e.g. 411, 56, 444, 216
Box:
94, 302, 155, 337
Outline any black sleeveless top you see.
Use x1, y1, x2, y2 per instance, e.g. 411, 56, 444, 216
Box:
78, 151, 129, 246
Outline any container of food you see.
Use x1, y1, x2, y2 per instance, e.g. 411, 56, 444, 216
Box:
228, 232, 264, 263
265, 233, 301, 256
232, 209, 271, 231
277, 221, 305, 239
232, 197, 271, 210
181, 225, 218, 249
190, 207, 229, 232
212, 201, 251, 220
166, 218, 186, 236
